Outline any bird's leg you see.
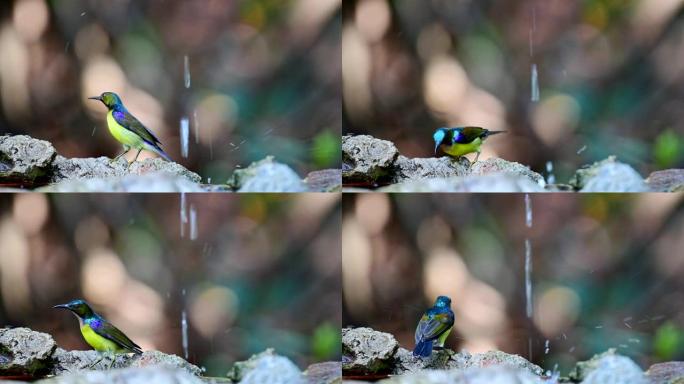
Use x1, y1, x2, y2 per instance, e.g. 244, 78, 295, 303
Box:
107, 352, 116, 370
469, 151, 481, 169
111, 146, 130, 163
88, 353, 105, 369
127, 148, 143, 170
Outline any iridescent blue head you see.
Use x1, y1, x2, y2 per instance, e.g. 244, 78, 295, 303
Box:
434, 295, 451, 308
54, 299, 95, 319
88, 92, 123, 110
433, 128, 447, 154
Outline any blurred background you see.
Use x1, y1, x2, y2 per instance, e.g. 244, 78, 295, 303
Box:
0, 0, 341, 182
0, 193, 341, 376
343, 0, 684, 182
343, 193, 684, 373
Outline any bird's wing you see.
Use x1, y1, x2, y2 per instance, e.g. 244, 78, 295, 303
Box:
112, 110, 162, 146
415, 311, 454, 342
454, 127, 488, 143
92, 318, 143, 354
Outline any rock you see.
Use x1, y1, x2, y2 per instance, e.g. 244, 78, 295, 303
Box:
646, 362, 684, 384
228, 157, 307, 192
342, 135, 399, 182
304, 362, 341, 384
0, 327, 56, 376
570, 157, 648, 192
393, 347, 456, 374
379, 174, 545, 192
226, 349, 304, 384
393, 156, 469, 182
304, 169, 342, 192
646, 169, 684, 192
380, 366, 547, 384
51, 349, 201, 376
457, 350, 543, 376
470, 158, 545, 186
37, 173, 206, 192
35, 367, 203, 384
52, 156, 201, 184
569, 349, 646, 384
0, 135, 56, 186
342, 327, 398, 375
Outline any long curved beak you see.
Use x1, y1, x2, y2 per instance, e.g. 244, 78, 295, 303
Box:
434, 143, 440, 155
88, 96, 101, 101
53, 304, 69, 309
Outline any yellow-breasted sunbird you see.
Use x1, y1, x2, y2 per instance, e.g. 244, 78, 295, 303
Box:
413, 295, 454, 357
54, 299, 142, 355
433, 127, 504, 163
88, 92, 171, 167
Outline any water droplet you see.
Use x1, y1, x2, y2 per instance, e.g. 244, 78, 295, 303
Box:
531, 63, 540, 102
180, 192, 187, 237
577, 145, 587, 155
189, 205, 198, 240
524, 194, 533, 228
525, 238, 533, 318
181, 310, 189, 359
183, 55, 191, 88
546, 161, 556, 184
180, 117, 190, 158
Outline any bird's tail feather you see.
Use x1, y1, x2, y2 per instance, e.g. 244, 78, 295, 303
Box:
152, 146, 172, 162
413, 339, 433, 357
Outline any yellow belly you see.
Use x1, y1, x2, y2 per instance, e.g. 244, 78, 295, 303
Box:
435, 327, 452, 348
106, 111, 145, 149
441, 138, 483, 157
80, 324, 125, 353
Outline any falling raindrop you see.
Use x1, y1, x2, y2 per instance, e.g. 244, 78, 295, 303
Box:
193, 110, 199, 144
546, 161, 556, 184
181, 310, 188, 360
525, 238, 533, 318
524, 194, 532, 228
180, 117, 190, 158
544, 339, 550, 355
180, 193, 187, 237
91, 126, 97, 136
577, 145, 587, 155
189, 205, 198, 240
184, 55, 191, 89
531, 63, 540, 102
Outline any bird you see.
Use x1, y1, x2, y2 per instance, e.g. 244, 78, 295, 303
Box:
54, 299, 142, 359
433, 126, 505, 164
88, 92, 171, 168
413, 295, 455, 357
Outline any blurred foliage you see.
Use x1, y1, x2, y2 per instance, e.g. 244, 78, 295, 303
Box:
654, 322, 683, 360
343, 194, 684, 373
0, 0, 341, 181
343, 0, 684, 180
654, 130, 684, 169
0, 194, 341, 376
311, 322, 341, 360
312, 130, 342, 168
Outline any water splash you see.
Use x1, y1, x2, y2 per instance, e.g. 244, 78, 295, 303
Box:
183, 55, 191, 88
180, 117, 190, 158
180, 192, 187, 237
546, 161, 556, 184
189, 204, 198, 240
531, 63, 540, 102
181, 310, 188, 359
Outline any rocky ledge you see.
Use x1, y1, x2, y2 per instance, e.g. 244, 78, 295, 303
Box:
341, 327, 684, 384
342, 135, 684, 192
0, 327, 340, 384
0, 135, 340, 192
